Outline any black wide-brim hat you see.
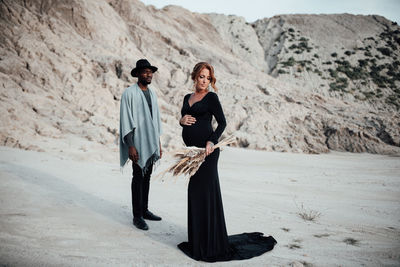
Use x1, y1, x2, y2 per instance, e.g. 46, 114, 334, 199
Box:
131, 59, 158, 77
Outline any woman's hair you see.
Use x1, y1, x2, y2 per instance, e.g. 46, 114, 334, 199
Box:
191, 62, 218, 92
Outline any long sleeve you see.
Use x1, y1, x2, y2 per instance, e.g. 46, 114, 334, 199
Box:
180, 94, 190, 127
208, 93, 226, 144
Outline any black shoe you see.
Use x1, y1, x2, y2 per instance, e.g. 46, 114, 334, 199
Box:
143, 210, 162, 221
133, 217, 149, 230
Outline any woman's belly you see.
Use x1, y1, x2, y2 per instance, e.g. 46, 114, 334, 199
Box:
182, 119, 213, 147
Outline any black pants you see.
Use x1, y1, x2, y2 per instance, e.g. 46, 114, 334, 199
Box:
131, 163, 153, 218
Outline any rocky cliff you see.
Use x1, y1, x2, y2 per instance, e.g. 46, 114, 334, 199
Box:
0, 0, 399, 157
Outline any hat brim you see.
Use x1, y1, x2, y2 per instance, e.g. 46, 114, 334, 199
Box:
131, 66, 158, 77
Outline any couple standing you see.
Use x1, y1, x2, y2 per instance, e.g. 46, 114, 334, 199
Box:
119, 59, 276, 262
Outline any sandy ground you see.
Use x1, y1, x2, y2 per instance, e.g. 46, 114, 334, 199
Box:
0, 145, 399, 266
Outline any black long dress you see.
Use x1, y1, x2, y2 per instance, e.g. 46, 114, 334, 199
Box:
177, 92, 277, 262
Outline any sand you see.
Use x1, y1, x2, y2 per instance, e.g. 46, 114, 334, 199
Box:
0, 145, 399, 266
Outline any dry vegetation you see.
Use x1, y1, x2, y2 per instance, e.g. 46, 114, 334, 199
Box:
157, 136, 236, 179
297, 203, 321, 222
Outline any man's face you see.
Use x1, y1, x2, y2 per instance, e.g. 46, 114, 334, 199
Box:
138, 68, 153, 85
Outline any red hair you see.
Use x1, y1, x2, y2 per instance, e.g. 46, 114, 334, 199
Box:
191, 62, 218, 92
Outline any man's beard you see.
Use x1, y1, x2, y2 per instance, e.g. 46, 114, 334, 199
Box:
139, 78, 152, 85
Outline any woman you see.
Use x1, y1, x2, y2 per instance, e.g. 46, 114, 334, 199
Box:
178, 62, 277, 262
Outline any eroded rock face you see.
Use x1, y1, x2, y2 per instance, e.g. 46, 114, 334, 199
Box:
0, 0, 399, 157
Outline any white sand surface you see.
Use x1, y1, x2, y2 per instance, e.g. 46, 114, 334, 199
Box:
0, 145, 399, 266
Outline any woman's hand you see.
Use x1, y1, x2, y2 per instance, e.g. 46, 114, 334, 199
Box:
205, 141, 214, 156
180, 115, 196, 126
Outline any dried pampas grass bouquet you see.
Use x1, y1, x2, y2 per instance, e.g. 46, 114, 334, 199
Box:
158, 135, 236, 180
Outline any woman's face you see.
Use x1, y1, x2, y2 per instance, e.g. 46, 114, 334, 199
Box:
195, 68, 211, 91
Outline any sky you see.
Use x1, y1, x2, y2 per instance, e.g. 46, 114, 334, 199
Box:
140, 0, 400, 24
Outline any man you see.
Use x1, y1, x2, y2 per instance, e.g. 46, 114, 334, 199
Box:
119, 59, 163, 231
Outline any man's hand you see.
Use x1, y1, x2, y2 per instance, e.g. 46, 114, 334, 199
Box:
159, 141, 163, 159
129, 146, 139, 163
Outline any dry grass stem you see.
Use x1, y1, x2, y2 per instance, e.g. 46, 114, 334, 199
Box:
297, 203, 321, 222
343, 237, 360, 246
157, 136, 237, 180
287, 243, 302, 249
313, 233, 330, 238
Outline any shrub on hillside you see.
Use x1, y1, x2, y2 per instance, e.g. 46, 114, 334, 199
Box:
377, 47, 391, 56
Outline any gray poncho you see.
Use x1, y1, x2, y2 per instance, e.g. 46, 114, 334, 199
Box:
119, 83, 162, 171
